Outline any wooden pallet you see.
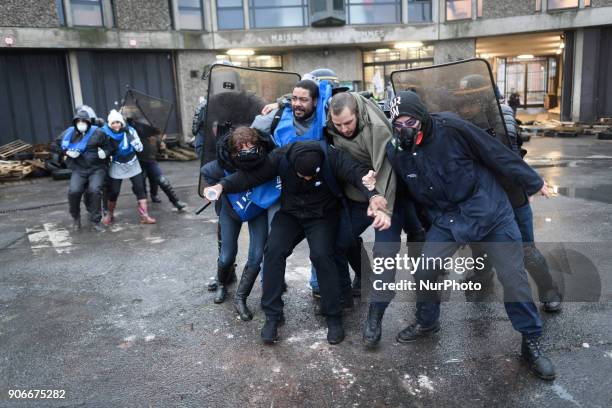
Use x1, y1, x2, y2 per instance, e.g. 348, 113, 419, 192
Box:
0, 139, 32, 160
0, 160, 33, 181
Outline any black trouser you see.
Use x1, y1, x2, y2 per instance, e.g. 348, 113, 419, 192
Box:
68, 167, 106, 223
107, 173, 146, 201
261, 210, 342, 320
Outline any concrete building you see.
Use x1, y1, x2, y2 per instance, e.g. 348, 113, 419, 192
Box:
1, 0, 611, 145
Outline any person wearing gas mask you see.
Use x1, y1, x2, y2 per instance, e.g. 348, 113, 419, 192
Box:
56, 110, 112, 231
326, 91, 424, 347
101, 110, 155, 225
370, 90, 555, 380
201, 127, 276, 317
204, 138, 390, 345
455, 75, 562, 313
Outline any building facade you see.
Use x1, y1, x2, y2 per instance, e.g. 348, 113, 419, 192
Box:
1, 0, 611, 144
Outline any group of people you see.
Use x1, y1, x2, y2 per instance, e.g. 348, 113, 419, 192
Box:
200, 68, 562, 381
57, 106, 186, 231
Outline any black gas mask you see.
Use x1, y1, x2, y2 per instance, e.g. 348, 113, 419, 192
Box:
393, 126, 418, 151
233, 145, 264, 170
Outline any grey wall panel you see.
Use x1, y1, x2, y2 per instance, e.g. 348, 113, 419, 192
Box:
0, 51, 72, 145
77, 51, 180, 134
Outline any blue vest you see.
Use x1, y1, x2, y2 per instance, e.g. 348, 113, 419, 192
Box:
61, 126, 98, 152
224, 170, 281, 222
102, 124, 136, 158
272, 80, 332, 147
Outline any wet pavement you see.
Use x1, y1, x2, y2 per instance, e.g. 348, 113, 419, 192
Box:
1, 135, 611, 407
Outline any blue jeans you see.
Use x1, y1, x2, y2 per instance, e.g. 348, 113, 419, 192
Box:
218, 201, 268, 270
415, 221, 542, 338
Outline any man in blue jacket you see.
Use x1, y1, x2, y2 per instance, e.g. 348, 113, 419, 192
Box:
377, 91, 555, 380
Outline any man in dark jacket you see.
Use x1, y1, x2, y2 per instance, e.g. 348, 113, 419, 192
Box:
378, 91, 555, 380
204, 141, 390, 345
56, 110, 112, 231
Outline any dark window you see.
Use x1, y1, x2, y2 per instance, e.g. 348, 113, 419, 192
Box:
446, 0, 471, 21
249, 0, 308, 28
71, 0, 104, 26
56, 0, 66, 25
179, 0, 204, 30
408, 0, 431, 22
345, 0, 401, 24
217, 0, 244, 30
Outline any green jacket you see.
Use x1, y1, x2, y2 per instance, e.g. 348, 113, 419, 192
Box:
326, 92, 397, 212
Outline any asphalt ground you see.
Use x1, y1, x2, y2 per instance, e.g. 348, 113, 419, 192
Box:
1, 135, 611, 407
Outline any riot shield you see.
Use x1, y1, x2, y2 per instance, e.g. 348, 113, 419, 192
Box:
198, 64, 300, 197
390, 58, 510, 147
121, 88, 174, 135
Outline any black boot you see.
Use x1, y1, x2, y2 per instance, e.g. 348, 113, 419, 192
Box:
542, 290, 562, 313
521, 337, 556, 380
207, 278, 218, 292
214, 264, 232, 304
362, 303, 385, 347
234, 265, 260, 321
158, 176, 186, 210
396, 321, 440, 343
71, 217, 81, 232
326, 316, 345, 345
261, 317, 280, 344
151, 195, 162, 203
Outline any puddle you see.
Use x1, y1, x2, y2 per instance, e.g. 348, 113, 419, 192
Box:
553, 185, 612, 204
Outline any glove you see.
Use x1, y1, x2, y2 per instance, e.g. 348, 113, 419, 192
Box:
130, 139, 143, 151
66, 150, 80, 158
97, 147, 107, 159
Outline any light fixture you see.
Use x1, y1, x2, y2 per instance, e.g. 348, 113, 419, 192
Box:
215, 54, 228, 59
375, 48, 390, 53
480, 53, 490, 59
394, 41, 423, 49
255, 55, 271, 60
128, 39, 137, 47
4, 36, 15, 46
517, 54, 534, 60
556, 49, 562, 55
559, 42, 565, 49
226, 48, 255, 56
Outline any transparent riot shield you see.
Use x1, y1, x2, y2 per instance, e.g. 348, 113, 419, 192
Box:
390, 58, 510, 147
121, 88, 173, 135
198, 64, 300, 197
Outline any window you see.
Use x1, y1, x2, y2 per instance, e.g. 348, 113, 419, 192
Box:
345, 0, 401, 24
408, 0, 431, 22
56, 0, 66, 25
536, 0, 541, 11
217, 0, 244, 29
446, 0, 471, 21
71, 0, 104, 26
477, 0, 482, 17
584, 0, 591, 6
362, 47, 434, 98
222, 55, 283, 69
249, 0, 308, 28
547, 0, 578, 9
179, 0, 204, 30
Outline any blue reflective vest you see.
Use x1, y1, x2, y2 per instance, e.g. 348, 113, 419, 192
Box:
272, 80, 332, 147
61, 126, 98, 152
224, 170, 281, 222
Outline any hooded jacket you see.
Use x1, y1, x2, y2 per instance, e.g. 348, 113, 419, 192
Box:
55, 111, 112, 171
387, 111, 543, 243
219, 141, 378, 220
326, 92, 398, 212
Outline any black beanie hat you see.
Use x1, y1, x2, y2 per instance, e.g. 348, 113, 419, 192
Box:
389, 91, 429, 123
294, 151, 323, 177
